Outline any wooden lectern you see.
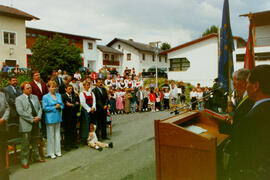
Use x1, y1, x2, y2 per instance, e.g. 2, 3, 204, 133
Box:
154, 111, 228, 180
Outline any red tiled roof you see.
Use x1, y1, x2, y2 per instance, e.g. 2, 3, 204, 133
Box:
0, 4, 39, 20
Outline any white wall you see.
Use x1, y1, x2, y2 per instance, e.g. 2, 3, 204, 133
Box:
168, 37, 218, 87
140, 52, 169, 72
82, 39, 98, 68
255, 25, 270, 46
0, 15, 27, 67
111, 42, 140, 75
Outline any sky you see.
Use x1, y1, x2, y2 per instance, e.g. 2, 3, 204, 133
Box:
1, 0, 270, 47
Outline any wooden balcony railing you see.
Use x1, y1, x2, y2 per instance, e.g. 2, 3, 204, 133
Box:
103, 60, 120, 66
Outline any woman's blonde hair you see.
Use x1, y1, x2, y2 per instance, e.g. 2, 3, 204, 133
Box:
47, 80, 57, 88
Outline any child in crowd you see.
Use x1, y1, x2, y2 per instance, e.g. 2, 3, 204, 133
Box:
107, 107, 112, 125
124, 89, 132, 113
190, 88, 197, 110
197, 88, 204, 111
87, 123, 113, 151
163, 88, 170, 110
143, 87, 150, 111
149, 89, 156, 112
115, 88, 124, 114
109, 90, 117, 114
155, 88, 161, 111
130, 89, 137, 113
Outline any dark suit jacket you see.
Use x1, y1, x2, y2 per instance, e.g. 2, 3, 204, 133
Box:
219, 97, 254, 135
62, 93, 79, 128
4, 85, 22, 123
54, 76, 63, 87
231, 100, 270, 179
93, 87, 108, 111
30, 80, 48, 103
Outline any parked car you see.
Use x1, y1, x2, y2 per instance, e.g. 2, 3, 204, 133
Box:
142, 67, 168, 78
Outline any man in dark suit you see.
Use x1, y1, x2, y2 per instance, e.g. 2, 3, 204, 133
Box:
0, 90, 10, 180
62, 85, 80, 151
4, 76, 22, 139
229, 65, 270, 179
59, 75, 72, 95
218, 69, 254, 179
93, 78, 109, 139
54, 70, 64, 88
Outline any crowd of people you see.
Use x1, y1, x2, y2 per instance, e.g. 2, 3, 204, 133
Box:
2, 64, 270, 180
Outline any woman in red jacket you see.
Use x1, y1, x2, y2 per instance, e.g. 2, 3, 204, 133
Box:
149, 89, 156, 112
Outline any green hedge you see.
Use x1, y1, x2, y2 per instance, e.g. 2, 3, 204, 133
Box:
0, 74, 32, 88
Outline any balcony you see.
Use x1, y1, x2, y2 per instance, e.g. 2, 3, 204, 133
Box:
103, 60, 120, 66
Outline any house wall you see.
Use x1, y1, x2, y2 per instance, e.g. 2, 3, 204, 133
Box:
82, 39, 98, 70
140, 52, 169, 73
0, 15, 27, 67
111, 42, 140, 75
167, 37, 218, 87
255, 25, 270, 46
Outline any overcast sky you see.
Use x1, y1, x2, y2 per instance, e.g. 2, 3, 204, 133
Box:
1, 0, 270, 47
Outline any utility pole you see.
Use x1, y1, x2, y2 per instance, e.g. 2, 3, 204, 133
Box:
149, 41, 161, 88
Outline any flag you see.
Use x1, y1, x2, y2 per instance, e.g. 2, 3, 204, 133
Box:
218, 0, 235, 93
244, 14, 255, 70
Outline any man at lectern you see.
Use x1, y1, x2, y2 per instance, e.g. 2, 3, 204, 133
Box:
218, 68, 254, 179
229, 65, 270, 180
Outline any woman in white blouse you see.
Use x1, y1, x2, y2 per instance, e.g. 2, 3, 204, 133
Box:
79, 81, 96, 145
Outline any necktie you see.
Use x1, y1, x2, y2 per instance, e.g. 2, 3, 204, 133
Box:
28, 96, 37, 117
13, 87, 17, 95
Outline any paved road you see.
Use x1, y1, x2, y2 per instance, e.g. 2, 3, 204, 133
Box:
10, 111, 174, 180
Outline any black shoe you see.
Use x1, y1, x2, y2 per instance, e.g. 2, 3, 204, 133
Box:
98, 147, 103, 151
109, 142, 113, 148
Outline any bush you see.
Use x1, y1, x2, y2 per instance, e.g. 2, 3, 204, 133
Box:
0, 74, 31, 88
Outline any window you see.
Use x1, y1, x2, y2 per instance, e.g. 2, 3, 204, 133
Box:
142, 53, 145, 60
152, 54, 155, 62
159, 56, 162, 62
26, 33, 31, 37
118, 45, 121, 49
127, 53, 131, 61
236, 52, 270, 62
3, 32, 16, 45
88, 42, 93, 49
111, 55, 115, 61
32, 33, 36, 37
104, 54, 109, 60
170, 58, 190, 71
5, 59, 16, 67
165, 56, 168, 63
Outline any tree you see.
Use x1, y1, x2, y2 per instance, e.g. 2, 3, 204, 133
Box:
30, 34, 83, 79
160, 42, 171, 51
202, 25, 218, 37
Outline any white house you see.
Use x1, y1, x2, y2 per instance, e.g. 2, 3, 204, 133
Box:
234, 10, 270, 69
97, 45, 123, 72
160, 34, 246, 87
0, 5, 39, 68
107, 38, 169, 75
